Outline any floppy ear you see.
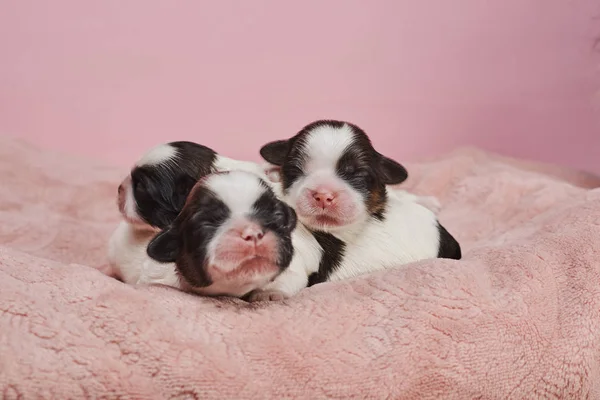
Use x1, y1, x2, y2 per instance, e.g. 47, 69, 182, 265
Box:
376, 153, 408, 184
259, 140, 290, 166
147, 228, 180, 263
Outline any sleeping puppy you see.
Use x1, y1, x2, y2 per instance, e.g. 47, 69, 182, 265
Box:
252, 119, 461, 294
107, 141, 279, 284
146, 170, 299, 297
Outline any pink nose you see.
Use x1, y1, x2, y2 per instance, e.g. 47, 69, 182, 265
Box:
312, 191, 336, 209
241, 226, 264, 243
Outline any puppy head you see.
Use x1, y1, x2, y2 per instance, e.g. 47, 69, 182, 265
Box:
117, 141, 219, 230
146, 170, 297, 297
260, 120, 407, 232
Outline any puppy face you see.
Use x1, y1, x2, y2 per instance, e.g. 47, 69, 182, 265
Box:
146, 171, 297, 297
260, 120, 407, 232
118, 141, 217, 230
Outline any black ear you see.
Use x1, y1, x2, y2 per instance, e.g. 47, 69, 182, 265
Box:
259, 140, 290, 166
376, 153, 408, 184
147, 228, 181, 263
172, 174, 198, 211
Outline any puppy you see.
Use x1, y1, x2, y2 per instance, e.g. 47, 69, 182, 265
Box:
107, 141, 279, 285
146, 170, 300, 297
254, 119, 461, 289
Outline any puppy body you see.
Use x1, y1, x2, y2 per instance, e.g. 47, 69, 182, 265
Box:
253, 120, 462, 296
107, 221, 180, 287
307, 190, 451, 284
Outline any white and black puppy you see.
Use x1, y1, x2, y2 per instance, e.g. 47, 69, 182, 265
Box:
257, 119, 461, 288
108, 141, 279, 285
145, 170, 299, 298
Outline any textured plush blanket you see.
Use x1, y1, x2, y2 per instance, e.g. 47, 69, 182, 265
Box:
1, 136, 600, 399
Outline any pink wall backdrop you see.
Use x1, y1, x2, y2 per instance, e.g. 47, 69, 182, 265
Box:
1, 0, 599, 172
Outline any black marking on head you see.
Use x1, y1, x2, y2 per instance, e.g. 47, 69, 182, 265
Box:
307, 231, 346, 286
132, 141, 218, 229
436, 223, 462, 260
177, 185, 231, 288
260, 119, 408, 218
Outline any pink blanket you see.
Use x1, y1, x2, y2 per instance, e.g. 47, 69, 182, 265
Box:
1, 136, 600, 399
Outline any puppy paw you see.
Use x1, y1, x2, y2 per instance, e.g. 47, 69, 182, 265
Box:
417, 195, 442, 215
247, 289, 287, 302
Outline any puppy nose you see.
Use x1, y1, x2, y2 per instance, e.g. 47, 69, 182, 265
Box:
241, 226, 264, 243
312, 190, 336, 208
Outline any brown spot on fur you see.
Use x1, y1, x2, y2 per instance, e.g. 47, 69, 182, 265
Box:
366, 187, 387, 217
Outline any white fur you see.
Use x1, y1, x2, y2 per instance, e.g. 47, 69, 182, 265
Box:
204, 171, 269, 272
327, 190, 440, 281
206, 172, 265, 216
107, 221, 180, 287
213, 156, 272, 182
302, 123, 355, 172
122, 178, 140, 223
135, 143, 178, 167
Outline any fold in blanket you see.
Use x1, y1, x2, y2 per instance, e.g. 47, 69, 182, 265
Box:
1, 136, 599, 399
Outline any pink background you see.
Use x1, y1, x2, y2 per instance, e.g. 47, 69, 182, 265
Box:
1, 0, 599, 172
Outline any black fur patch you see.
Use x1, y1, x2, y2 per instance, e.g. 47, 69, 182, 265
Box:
437, 223, 462, 260
307, 231, 347, 286
250, 190, 297, 270
168, 185, 230, 288
132, 141, 218, 229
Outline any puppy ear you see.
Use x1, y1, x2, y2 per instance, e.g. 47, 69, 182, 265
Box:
376, 153, 408, 184
147, 228, 180, 263
259, 140, 290, 166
